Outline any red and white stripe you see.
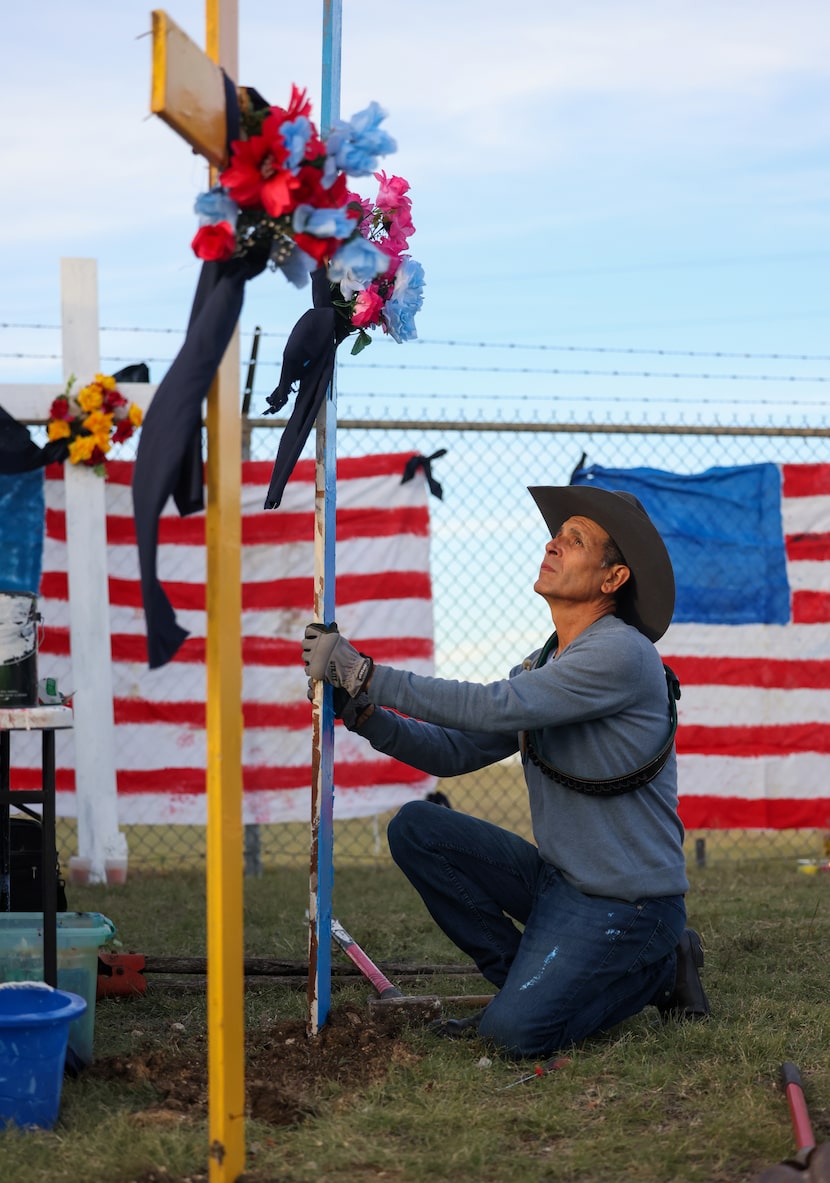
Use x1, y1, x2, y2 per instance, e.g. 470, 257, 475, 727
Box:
13, 454, 437, 823
660, 463, 830, 829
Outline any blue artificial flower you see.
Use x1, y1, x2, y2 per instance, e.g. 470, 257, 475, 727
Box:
273, 241, 315, 289
382, 258, 426, 343
327, 236, 388, 300
280, 115, 314, 172
194, 186, 239, 228
292, 203, 355, 239
322, 101, 397, 187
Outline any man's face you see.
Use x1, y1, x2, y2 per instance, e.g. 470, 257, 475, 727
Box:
534, 514, 622, 606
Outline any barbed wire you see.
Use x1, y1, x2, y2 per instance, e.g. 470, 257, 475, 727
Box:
328, 388, 830, 410
2, 351, 828, 386
3, 322, 830, 364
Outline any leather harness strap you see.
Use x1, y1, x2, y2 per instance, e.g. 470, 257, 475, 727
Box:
522, 633, 681, 798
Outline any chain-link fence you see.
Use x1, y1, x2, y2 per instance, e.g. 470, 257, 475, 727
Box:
51, 414, 830, 873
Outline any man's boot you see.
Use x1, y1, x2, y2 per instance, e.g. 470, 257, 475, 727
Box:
655, 928, 710, 1021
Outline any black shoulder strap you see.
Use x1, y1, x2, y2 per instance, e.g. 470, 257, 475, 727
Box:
523, 639, 681, 797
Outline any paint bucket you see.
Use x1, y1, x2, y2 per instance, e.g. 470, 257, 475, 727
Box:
0, 590, 39, 708
0, 982, 87, 1129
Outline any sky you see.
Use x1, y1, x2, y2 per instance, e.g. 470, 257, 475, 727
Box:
2, 0, 829, 426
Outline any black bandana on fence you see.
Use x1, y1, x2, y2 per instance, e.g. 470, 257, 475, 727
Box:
401, 449, 447, 500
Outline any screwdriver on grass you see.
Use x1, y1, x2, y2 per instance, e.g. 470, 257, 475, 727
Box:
501, 1056, 570, 1089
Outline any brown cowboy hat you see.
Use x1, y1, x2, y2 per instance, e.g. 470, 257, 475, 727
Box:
528, 485, 676, 642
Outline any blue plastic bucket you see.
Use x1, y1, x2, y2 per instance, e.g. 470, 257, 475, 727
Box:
0, 982, 87, 1129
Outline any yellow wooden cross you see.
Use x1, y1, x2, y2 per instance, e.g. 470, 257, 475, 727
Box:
151, 7, 244, 1181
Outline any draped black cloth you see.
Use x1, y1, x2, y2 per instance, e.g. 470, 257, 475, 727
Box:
263, 267, 350, 509
132, 246, 269, 669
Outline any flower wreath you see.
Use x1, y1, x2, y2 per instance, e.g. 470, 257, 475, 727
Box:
47, 374, 143, 474
191, 85, 424, 354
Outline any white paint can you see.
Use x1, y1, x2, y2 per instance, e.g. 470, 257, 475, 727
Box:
0, 590, 39, 707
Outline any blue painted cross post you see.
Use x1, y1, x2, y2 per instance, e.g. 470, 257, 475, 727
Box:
308, 0, 342, 1037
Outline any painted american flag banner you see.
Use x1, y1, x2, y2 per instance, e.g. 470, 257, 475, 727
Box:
13, 453, 437, 823
573, 462, 830, 829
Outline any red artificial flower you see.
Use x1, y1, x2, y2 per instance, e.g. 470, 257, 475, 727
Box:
220, 134, 269, 208
293, 231, 335, 265
260, 170, 300, 218
191, 221, 237, 262
111, 419, 134, 445
49, 395, 70, 420
103, 389, 127, 413
285, 84, 313, 121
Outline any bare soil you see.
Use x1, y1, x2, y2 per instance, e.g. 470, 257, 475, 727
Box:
88, 1003, 425, 1183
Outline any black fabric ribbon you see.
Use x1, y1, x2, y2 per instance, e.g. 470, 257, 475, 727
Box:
401, 449, 447, 500
129, 83, 275, 668
263, 268, 350, 510
0, 408, 69, 473
221, 69, 241, 148
132, 245, 270, 669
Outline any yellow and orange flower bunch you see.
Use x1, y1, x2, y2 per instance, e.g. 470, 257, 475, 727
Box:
48, 373, 143, 473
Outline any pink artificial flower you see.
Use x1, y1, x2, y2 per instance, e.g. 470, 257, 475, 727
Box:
374, 170, 410, 208
345, 188, 373, 221
352, 286, 385, 328
376, 241, 403, 276
374, 171, 415, 241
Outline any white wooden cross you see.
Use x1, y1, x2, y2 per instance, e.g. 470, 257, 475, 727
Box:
0, 258, 148, 883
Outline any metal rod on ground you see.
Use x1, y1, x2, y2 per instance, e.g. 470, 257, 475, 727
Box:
501, 1056, 571, 1089
241, 327, 261, 877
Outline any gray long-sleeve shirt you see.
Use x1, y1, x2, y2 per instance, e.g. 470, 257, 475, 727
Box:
361, 613, 689, 902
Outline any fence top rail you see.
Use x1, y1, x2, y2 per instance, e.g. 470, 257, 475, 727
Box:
17, 413, 830, 440
243, 418, 830, 439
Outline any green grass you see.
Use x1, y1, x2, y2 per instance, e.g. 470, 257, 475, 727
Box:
2, 861, 829, 1182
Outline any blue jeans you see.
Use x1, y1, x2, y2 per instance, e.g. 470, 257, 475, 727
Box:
387, 801, 686, 1058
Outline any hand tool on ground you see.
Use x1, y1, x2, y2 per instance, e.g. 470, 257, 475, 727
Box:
331, 917, 443, 1021
751, 1062, 830, 1182
500, 1055, 570, 1089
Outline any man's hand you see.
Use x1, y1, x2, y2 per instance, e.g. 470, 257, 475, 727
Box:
333, 687, 374, 731
302, 622, 374, 698
305, 681, 375, 731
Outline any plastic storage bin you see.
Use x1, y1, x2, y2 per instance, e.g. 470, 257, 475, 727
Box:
0, 912, 115, 1064
0, 982, 87, 1128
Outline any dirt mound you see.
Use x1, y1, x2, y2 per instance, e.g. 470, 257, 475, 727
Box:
90, 1003, 423, 1128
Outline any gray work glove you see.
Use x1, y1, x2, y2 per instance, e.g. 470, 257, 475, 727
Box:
302, 621, 374, 698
